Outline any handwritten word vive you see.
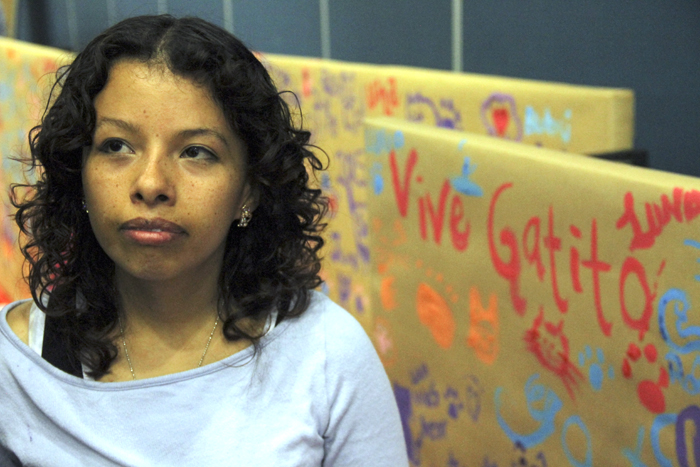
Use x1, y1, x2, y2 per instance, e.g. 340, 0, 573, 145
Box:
389, 148, 470, 251
616, 187, 700, 252
488, 182, 663, 338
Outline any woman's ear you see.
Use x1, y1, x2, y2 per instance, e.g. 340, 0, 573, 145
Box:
241, 181, 259, 213
236, 182, 259, 228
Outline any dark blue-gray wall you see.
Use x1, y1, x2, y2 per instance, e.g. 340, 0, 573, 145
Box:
12, 0, 700, 178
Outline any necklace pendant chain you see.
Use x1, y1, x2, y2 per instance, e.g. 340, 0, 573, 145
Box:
118, 314, 220, 380
198, 316, 220, 367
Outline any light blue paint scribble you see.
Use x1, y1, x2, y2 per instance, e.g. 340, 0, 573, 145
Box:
364, 128, 385, 155
658, 288, 700, 354
370, 162, 384, 195
450, 157, 483, 197
364, 128, 405, 155
561, 415, 592, 467
622, 426, 649, 467
373, 174, 384, 195
321, 172, 331, 190
524, 106, 572, 144
495, 374, 562, 449
651, 413, 677, 467
684, 239, 700, 250
684, 239, 700, 281
0, 82, 12, 100
667, 351, 700, 395
578, 345, 613, 391
393, 130, 404, 150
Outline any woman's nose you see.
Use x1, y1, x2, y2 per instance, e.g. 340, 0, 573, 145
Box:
130, 152, 176, 206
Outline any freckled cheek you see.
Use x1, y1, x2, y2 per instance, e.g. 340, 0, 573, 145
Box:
85, 175, 122, 220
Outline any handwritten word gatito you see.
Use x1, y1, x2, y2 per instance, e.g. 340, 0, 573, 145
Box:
488, 182, 664, 338
389, 148, 471, 251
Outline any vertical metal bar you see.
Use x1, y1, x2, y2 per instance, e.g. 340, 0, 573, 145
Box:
223, 0, 234, 33
452, 0, 463, 72
158, 0, 168, 15
319, 0, 331, 59
66, 0, 79, 50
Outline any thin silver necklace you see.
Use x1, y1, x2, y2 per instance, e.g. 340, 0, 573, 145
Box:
118, 313, 220, 380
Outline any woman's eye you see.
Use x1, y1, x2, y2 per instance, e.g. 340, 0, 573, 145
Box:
98, 139, 131, 154
182, 146, 217, 160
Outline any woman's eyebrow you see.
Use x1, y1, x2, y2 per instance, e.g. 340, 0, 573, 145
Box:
178, 128, 230, 149
95, 117, 139, 134
95, 118, 229, 149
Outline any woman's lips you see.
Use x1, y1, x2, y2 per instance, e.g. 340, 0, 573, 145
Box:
119, 217, 187, 246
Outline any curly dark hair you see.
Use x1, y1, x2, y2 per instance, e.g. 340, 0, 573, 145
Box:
11, 15, 327, 378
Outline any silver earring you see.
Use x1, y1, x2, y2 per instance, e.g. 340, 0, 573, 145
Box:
82, 200, 89, 214
238, 204, 251, 228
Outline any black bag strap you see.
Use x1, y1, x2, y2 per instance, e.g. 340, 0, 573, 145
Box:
41, 315, 83, 378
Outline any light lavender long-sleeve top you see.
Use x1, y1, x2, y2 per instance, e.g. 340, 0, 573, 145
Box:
0, 292, 408, 466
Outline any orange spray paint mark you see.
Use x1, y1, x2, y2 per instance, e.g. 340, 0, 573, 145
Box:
380, 276, 397, 311
466, 287, 499, 364
416, 283, 455, 349
302, 68, 312, 98
392, 219, 408, 246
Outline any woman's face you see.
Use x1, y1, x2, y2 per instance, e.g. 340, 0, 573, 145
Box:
82, 60, 252, 285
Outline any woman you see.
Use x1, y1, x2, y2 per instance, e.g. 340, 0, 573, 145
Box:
0, 15, 407, 466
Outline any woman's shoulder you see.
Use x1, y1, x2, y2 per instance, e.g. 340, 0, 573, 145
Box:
300, 291, 375, 355
4, 300, 33, 345
303, 291, 364, 332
